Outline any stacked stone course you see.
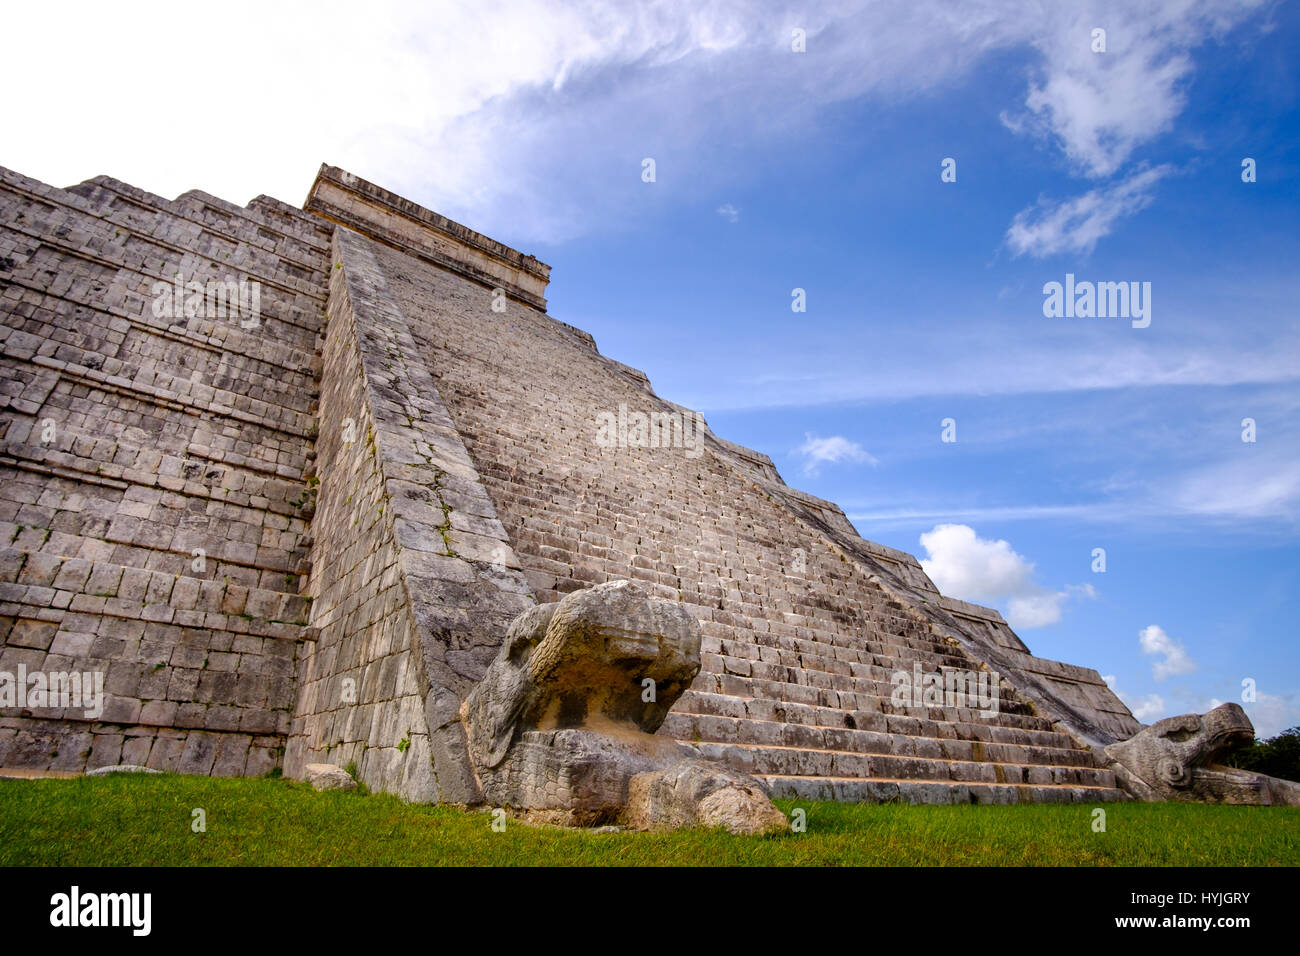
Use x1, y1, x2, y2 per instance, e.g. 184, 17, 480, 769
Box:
0, 166, 328, 774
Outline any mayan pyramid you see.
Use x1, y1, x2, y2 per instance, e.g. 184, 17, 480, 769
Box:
0, 163, 1143, 804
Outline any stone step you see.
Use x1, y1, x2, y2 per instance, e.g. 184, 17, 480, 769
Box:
707, 631, 995, 681
1, 428, 313, 501
660, 711, 1096, 765
3, 290, 323, 398
385, 229, 1132, 808
675, 688, 1060, 736
759, 774, 1129, 805
686, 669, 1042, 724
706, 626, 982, 668
172, 189, 332, 267
702, 649, 1031, 711
0, 232, 327, 347
687, 741, 1117, 788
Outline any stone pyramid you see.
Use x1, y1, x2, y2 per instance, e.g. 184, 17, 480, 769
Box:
0, 163, 1142, 805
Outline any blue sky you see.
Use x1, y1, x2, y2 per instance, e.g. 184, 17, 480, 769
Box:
4, 0, 1297, 734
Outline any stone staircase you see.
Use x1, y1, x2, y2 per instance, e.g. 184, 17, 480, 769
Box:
666, 685, 1122, 805
371, 230, 1132, 806
665, 618, 1124, 803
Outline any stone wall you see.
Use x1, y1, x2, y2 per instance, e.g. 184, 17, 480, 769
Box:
284, 226, 533, 801
0, 166, 328, 774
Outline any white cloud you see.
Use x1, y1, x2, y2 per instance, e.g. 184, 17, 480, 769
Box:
921, 524, 1035, 599
1171, 455, 1300, 522
1128, 696, 1167, 722
1004, 0, 1265, 179
795, 434, 877, 477
1104, 675, 1166, 722
1009, 582, 1098, 629
0, 1, 1267, 244
1001, 1, 1267, 260
1139, 624, 1197, 680
917, 524, 1094, 629
716, 203, 740, 223
1006, 591, 1071, 629
1005, 164, 1171, 258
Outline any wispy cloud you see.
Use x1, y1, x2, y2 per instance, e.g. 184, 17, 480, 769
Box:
676, 310, 1300, 412
999, 1, 1269, 259
843, 462, 1300, 534
1005, 164, 1172, 258
1171, 455, 1300, 521
1002, 1, 1266, 178
849, 504, 1103, 526
795, 434, 877, 476
716, 202, 740, 223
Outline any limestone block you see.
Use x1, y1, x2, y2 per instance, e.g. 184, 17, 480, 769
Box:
626, 762, 789, 836
304, 762, 357, 791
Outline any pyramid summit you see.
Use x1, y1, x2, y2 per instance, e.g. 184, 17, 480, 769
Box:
1, 162, 1289, 818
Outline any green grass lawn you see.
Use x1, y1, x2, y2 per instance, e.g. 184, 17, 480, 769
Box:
1, 774, 1297, 866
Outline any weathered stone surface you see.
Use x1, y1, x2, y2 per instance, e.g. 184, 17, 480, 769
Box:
463, 581, 787, 831
0, 164, 325, 776
1105, 703, 1300, 805
7, 161, 1230, 813
627, 762, 789, 835
304, 762, 356, 791
282, 226, 531, 804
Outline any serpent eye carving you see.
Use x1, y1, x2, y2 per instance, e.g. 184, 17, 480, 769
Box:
1157, 757, 1188, 787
